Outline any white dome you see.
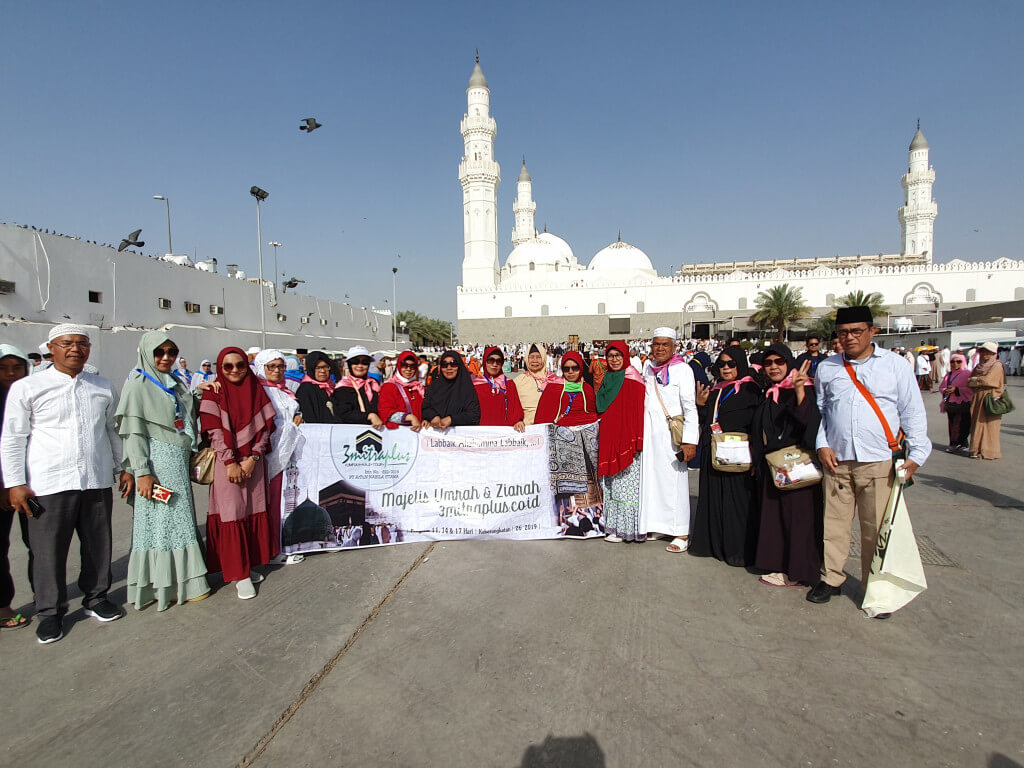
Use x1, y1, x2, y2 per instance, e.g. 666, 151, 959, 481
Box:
536, 232, 575, 264
506, 237, 562, 269
588, 238, 655, 273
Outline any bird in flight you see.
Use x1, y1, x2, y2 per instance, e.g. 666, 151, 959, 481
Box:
299, 118, 322, 133
118, 229, 144, 252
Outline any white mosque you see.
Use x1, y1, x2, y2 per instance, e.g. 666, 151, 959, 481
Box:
455, 59, 1024, 344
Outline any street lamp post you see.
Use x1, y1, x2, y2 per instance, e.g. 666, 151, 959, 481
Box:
152, 195, 172, 256
392, 266, 398, 344
268, 241, 282, 300
250, 186, 270, 347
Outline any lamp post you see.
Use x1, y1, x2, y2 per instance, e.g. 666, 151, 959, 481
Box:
268, 241, 282, 297
152, 195, 172, 256
250, 186, 269, 347
392, 266, 398, 344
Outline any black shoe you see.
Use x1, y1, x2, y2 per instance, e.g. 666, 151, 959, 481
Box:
84, 599, 123, 622
806, 581, 843, 604
873, 612, 892, 620
36, 616, 64, 644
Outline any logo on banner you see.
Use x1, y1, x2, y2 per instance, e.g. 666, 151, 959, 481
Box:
329, 426, 418, 490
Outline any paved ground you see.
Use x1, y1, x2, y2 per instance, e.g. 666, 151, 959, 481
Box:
2, 381, 1023, 768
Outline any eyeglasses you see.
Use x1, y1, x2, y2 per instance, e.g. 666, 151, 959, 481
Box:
50, 340, 91, 350
561, 364, 580, 372
264, 364, 285, 372
222, 362, 248, 372
606, 352, 623, 359
763, 357, 787, 367
439, 361, 459, 369
837, 327, 870, 338
154, 348, 179, 358
314, 363, 332, 370
719, 360, 738, 369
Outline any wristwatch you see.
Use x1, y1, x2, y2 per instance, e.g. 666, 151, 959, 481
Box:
250, 454, 262, 462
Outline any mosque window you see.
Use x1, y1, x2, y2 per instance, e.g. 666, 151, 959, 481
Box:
597, 303, 606, 314
554, 263, 559, 272
88, 290, 103, 303
1016, 288, 1024, 300
825, 293, 834, 306
504, 306, 512, 318
529, 262, 535, 271
540, 305, 549, 316
738, 298, 747, 310
636, 301, 645, 313
965, 289, 976, 301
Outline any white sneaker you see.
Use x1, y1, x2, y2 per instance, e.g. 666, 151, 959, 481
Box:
236, 578, 257, 600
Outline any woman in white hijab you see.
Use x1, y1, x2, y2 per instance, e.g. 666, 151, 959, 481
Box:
253, 349, 305, 564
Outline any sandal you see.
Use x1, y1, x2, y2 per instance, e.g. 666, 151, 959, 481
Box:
759, 573, 803, 588
666, 537, 689, 553
604, 534, 623, 543
0, 613, 30, 630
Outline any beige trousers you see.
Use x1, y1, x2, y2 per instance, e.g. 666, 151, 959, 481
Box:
821, 460, 895, 587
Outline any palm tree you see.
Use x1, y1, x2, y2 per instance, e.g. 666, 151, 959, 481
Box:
750, 284, 812, 341
832, 290, 887, 320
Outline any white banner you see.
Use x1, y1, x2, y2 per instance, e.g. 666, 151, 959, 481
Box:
279, 423, 605, 553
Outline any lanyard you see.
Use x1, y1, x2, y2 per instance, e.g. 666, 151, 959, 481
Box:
562, 392, 578, 417
135, 369, 183, 422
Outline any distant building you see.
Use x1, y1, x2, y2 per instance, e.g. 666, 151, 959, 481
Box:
455, 62, 1024, 343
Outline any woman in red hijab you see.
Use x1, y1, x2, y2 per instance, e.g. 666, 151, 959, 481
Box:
596, 341, 646, 542
379, 351, 425, 430
534, 351, 598, 427
473, 346, 525, 431
199, 347, 278, 600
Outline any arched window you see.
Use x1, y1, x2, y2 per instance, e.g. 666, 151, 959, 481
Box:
597, 302, 606, 314
636, 301, 645, 313
504, 306, 512, 318
554, 263, 559, 272
966, 288, 976, 301
540, 305, 549, 316
738, 297, 747, 310
825, 293, 834, 306
529, 262, 535, 271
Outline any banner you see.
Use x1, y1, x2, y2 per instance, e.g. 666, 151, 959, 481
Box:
279, 423, 605, 554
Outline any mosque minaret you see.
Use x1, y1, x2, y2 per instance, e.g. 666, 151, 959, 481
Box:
899, 122, 938, 261
512, 159, 537, 247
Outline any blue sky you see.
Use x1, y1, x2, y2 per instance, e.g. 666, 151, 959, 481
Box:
2, 2, 1021, 321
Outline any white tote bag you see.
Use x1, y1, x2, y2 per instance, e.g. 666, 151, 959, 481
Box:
862, 460, 928, 617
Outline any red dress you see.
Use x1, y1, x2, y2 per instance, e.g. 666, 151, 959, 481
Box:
378, 380, 424, 429
474, 378, 525, 427
534, 382, 598, 427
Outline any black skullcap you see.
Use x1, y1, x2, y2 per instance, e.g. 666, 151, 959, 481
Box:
835, 305, 873, 326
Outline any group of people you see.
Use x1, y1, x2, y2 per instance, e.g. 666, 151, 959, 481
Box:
0, 306, 1010, 644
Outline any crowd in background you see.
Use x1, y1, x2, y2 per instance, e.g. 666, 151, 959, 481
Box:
0, 313, 1012, 643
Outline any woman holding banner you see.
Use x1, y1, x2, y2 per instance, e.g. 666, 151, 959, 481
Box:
334, 345, 384, 428
296, 352, 340, 424
514, 343, 559, 425
535, 351, 598, 427
422, 351, 480, 429
596, 341, 646, 543
474, 346, 525, 431
379, 351, 425, 431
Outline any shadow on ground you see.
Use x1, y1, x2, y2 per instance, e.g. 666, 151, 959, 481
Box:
520, 734, 605, 768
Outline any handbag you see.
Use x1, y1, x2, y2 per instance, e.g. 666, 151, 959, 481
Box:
984, 390, 1015, 416
189, 442, 216, 485
764, 445, 822, 490
709, 389, 752, 473
652, 379, 686, 450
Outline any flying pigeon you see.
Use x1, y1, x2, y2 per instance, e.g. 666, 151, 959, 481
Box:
118, 229, 144, 252
299, 118, 322, 133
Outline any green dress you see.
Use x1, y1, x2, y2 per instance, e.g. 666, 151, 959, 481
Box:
126, 413, 210, 610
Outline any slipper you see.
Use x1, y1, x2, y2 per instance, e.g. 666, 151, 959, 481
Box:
284, 554, 305, 565
0, 613, 30, 630
186, 591, 211, 603
604, 534, 623, 543
666, 537, 689, 553
759, 574, 803, 588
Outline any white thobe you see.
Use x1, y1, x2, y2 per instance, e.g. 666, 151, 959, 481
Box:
639, 361, 699, 537
937, 348, 951, 380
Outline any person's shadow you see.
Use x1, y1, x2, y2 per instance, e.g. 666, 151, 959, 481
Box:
520, 734, 605, 768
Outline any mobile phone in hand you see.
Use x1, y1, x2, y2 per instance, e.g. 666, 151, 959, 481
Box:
26, 497, 45, 517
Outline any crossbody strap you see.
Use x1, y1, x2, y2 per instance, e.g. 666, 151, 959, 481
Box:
842, 360, 902, 450
652, 378, 672, 420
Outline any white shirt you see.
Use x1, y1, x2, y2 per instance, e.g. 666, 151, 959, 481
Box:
915, 355, 931, 376
815, 344, 931, 466
1, 366, 123, 495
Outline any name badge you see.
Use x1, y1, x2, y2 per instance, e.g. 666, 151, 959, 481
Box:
174, 417, 186, 433
710, 422, 723, 434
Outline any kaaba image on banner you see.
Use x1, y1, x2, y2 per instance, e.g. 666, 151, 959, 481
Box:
319, 478, 368, 528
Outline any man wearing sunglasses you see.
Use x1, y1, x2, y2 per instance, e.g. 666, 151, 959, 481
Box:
809, 306, 930, 616
795, 336, 824, 377
1, 324, 133, 643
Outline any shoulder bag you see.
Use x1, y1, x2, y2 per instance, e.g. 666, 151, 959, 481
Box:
190, 439, 216, 485
652, 379, 686, 450
765, 444, 822, 490
984, 390, 1015, 416
709, 388, 752, 473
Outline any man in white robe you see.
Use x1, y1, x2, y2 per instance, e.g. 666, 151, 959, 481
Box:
640, 328, 699, 552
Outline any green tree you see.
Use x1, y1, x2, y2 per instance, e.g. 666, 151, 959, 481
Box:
396, 310, 454, 347
832, 290, 888, 321
750, 284, 812, 341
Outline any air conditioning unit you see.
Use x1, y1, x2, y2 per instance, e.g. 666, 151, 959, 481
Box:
210, 305, 224, 316
319, 318, 327, 326
158, 298, 171, 310
277, 313, 287, 322
184, 302, 200, 314
300, 316, 309, 325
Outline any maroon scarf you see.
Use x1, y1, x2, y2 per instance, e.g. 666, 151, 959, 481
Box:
199, 346, 277, 458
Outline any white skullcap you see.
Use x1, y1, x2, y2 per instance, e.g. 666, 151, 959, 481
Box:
347, 345, 371, 359
652, 327, 677, 341
48, 323, 91, 342
253, 348, 286, 378
246, 346, 261, 355
38, 342, 50, 355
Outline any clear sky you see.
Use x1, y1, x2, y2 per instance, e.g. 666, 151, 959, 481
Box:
2, 1, 1021, 322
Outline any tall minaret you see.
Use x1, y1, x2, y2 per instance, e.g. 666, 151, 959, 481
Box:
459, 55, 501, 288
512, 158, 537, 246
898, 121, 938, 261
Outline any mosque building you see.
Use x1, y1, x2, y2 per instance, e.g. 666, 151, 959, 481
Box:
455, 60, 1024, 344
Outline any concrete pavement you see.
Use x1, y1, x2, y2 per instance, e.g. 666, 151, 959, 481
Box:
2, 381, 1022, 767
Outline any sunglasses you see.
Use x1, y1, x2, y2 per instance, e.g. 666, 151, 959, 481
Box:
154, 347, 179, 358
486, 356, 504, 364
807, 342, 820, 347
719, 360, 738, 369
561, 364, 580, 372
400, 360, 418, 367
222, 362, 248, 372
440, 361, 459, 369
763, 357, 787, 367
349, 357, 372, 366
